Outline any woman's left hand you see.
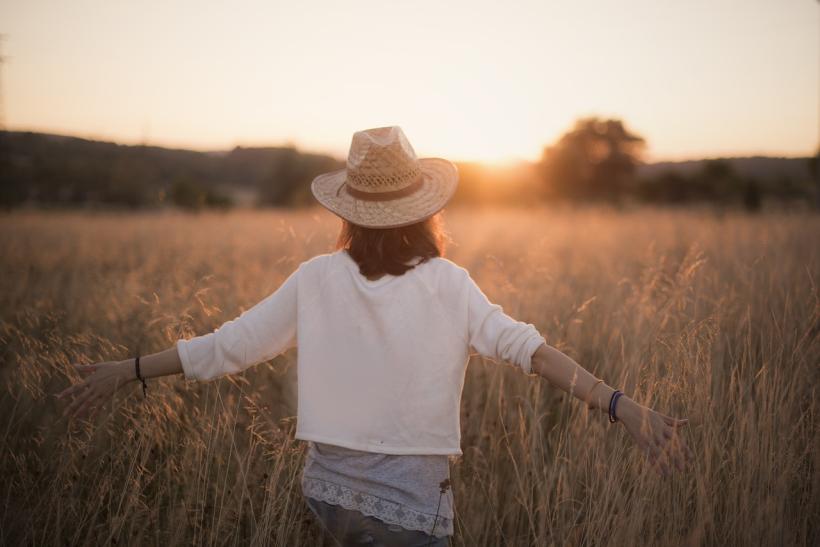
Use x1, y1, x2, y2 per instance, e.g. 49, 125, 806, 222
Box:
55, 360, 133, 421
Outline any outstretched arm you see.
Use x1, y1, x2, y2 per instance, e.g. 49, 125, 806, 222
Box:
530, 343, 693, 476
56, 346, 183, 421
56, 260, 303, 422
461, 267, 692, 475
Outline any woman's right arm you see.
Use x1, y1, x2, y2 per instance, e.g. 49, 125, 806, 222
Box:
56, 260, 304, 421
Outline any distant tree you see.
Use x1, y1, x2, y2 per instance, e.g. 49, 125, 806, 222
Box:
697, 159, 733, 203
259, 148, 306, 205
639, 159, 769, 210
170, 177, 206, 210
700, 159, 733, 181
203, 191, 233, 209
696, 159, 758, 207
258, 148, 343, 206
0, 132, 27, 207
539, 117, 645, 202
637, 170, 689, 203
742, 178, 762, 212
169, 176, 233, 211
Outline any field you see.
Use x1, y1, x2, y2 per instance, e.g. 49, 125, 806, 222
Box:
1, 206, 818, 546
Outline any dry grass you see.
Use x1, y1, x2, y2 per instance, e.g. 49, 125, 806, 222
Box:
1, 206, 818, 546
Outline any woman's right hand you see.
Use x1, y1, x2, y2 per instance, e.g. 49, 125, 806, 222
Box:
616, 397, 694, 476
55, 360, 134, 421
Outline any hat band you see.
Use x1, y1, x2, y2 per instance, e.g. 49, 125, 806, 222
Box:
341, 176, 424, 201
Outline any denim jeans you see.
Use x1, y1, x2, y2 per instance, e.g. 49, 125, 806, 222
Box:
306, 497, 451, 547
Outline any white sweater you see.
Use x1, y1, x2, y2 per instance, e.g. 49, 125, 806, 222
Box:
176, 249, 546, 455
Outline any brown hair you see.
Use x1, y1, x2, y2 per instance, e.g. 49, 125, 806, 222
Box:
335, 213, 451, 279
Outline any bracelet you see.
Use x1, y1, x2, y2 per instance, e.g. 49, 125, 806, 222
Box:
135, 354, 147, 399
608, 390, 623, 423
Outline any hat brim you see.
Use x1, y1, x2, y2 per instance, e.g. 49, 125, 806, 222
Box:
310, 158, 459, 229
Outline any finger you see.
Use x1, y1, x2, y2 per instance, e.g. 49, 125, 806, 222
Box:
72, 392, 101, 421
64, 393, 88, 420
88, 400, 103, 421
655, 416, 675, 425
658, 447, 674, 474
654, 432, 668, 447
62, 385, 88, 414
668, 432, 691, 460
665, 443, 684, 472
64, 388, 94, 419
663, 453, 675, 475
56, 383, 81, 400
667, 417, 689, 427
675, 452, 686, 472
639, 442, 654, 463
74, 363, 99, 376
76, 397, 100, 421
90, 392, 113, 421
652, 438, 665, 453
649, 450, 667, 476
668, 437, 690, 471
681, 439, 694, 464
647, 443, 662, 464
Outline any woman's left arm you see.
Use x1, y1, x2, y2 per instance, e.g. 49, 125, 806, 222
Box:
531, 343, 693, 476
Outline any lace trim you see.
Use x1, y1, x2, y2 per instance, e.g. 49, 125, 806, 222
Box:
302, 476, 453, 538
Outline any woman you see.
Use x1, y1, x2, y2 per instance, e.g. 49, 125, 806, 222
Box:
56, 126, 692, 547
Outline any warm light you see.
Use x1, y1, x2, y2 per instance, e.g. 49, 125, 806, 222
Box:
1, 0, 817, 162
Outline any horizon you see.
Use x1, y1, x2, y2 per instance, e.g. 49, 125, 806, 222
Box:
2, 1, 818, 163
2, 127, 814, 166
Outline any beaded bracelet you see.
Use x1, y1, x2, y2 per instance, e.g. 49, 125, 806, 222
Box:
608, 390, 624, 423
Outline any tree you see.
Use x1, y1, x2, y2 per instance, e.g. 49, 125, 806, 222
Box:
539, 117, 645, 202
258, 147, 343, 206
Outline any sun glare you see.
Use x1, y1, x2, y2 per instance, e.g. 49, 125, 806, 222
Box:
1, 0, 817, 161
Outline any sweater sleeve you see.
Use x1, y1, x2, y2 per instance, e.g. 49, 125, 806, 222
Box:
464, 270, 546, 374
175, 264, 301, 381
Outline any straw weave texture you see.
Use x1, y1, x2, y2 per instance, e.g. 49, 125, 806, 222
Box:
311, 127, 458, 228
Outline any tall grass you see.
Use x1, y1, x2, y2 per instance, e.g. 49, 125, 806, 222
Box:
1, 207, 817, 546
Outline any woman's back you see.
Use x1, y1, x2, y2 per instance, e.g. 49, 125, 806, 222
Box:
176, 248, 546, 456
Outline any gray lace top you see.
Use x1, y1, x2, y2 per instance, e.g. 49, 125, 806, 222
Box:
301, 441, 455, 538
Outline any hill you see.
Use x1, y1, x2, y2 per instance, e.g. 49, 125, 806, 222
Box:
637, 156, 813, 183
0, 131, 342, 208
0, 130, 816, 209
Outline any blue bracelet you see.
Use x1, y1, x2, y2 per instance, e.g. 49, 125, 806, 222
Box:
608, 390, 623, 423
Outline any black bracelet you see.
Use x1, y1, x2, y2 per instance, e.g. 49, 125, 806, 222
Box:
608, 390, 623, 423
135, 354, 147, 398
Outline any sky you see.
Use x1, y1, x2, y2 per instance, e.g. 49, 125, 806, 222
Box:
1, 0, 818, 163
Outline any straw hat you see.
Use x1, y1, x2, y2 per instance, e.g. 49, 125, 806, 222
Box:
311, 126, 459, 228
